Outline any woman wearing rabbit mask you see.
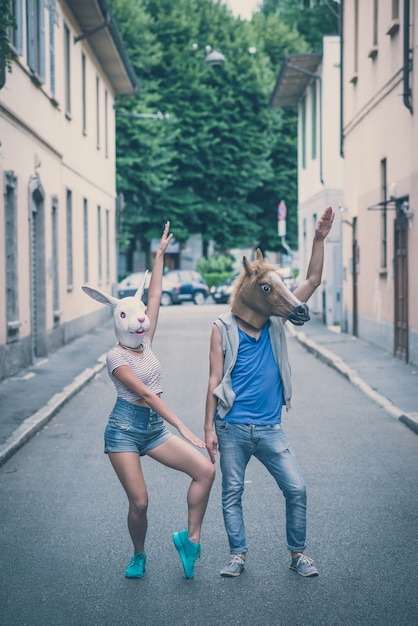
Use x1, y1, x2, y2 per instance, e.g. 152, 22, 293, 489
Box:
83, 222, 215, 580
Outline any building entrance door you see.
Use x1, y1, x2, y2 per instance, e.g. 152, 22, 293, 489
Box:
29, 176, 47, 359
394, 201, 409, 362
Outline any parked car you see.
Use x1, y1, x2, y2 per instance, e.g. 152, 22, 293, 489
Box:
160, 270, 209, 306
210, 274, 238, 304
117, 272, 150, 300
117, 269, 209, 306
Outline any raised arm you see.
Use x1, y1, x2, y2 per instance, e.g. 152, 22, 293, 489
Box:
293, 206, 334, 303
146, 221, 173, 342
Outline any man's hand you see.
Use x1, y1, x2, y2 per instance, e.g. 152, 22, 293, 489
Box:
205, 429, 218, 464
314, 206, 334, 241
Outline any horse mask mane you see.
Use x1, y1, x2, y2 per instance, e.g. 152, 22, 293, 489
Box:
82, 272, 150, 349
230, 249, 310, 329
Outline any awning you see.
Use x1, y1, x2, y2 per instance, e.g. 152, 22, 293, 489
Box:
68, 0, 138, 96
270, 53, 322, 108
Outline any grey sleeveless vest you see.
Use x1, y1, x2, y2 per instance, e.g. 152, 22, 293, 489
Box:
213, 312, 292, 419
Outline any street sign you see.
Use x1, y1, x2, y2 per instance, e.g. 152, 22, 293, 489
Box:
277, 200, 287, 237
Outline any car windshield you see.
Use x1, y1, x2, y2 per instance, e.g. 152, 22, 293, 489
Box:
118, 272, 150, 289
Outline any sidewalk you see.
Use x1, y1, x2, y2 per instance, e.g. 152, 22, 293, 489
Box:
287, 315, 418, 433
0, 313, 417, 467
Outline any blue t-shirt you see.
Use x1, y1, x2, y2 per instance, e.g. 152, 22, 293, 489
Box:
223, 322, 283, 425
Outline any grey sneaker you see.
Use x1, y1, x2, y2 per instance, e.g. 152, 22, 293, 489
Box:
289, 553, 318, 577
220, 555, 245, 577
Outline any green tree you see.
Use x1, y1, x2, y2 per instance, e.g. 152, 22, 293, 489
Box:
261, 0, 339, 52
110, 0, 179, 261
144, 0, 276, 254
110, 0, 331, 264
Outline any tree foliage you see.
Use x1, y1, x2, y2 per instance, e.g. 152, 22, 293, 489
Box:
109, 0, 335, 263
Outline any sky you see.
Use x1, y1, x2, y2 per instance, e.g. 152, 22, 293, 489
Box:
224, 0, 261, 20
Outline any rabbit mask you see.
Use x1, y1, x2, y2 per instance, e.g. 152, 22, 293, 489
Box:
82, 272, 150, 350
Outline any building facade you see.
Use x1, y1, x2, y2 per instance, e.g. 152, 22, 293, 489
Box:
271, 36, 344, 326
0, 0, 137, 381
342, 0, 417, 365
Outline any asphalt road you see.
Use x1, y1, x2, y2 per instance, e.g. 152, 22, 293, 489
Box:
1, 305, 417, 626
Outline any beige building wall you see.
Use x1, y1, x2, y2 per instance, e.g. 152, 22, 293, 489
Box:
0, 1, 136, 380
298, 36, 344, 325
342, 0, 418, 365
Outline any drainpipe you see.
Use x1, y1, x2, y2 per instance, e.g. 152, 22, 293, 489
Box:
339, 0, 344, 157
403, 0, 413, 114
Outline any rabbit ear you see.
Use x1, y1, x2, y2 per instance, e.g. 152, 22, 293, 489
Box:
82, 285, 119, 308
134, 270, 149, 301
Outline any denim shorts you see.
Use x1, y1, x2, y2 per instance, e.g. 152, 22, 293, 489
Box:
104, 397, 172, 455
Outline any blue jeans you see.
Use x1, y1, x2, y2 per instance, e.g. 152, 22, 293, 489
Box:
215, 420, 307, 554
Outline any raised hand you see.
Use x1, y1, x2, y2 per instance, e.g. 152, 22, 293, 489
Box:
315, 206, 334, 241
158, 220, 174, 254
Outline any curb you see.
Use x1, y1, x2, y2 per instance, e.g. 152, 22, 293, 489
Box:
288, 327, 418, 436
0, 355, 107, 468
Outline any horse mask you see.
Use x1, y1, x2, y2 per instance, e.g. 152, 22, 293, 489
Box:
82, 272, 150, 350
230, 250, 310, 329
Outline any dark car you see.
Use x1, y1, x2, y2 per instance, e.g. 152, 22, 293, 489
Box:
210, 275, 237, 304
117, 269, 209, 306
160, 270, 209, 306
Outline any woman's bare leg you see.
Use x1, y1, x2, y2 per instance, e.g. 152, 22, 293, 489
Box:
108, 452, 148, 553
147, 437, 215, 543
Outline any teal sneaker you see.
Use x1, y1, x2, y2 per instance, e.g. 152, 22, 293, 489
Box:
289, 553, 318, 577
125, 552, 146, 578
172, 529, 201, 579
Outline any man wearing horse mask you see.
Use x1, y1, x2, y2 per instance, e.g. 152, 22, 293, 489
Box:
204, 206, 334, 578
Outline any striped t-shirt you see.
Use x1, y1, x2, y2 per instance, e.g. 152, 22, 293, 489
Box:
106, 337, 163, 403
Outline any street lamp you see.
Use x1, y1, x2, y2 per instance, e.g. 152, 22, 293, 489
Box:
191, 43, 226, 65
205, 48, 226, 65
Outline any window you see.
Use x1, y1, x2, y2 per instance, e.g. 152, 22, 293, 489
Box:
8, 0, 23, 54
301, 96, 307, 169
64, 23, 71, 116
311, 81, 317, 160
373, 0, 378, 46
83, 198, 89, 283
350, 0, 359, 83
97, 205, 102, 282
96, 76, 100, 149
48, 0, 56, 97
66, 189, 73, 288
104, 90, 109, 158
51, 195, 60, 321
105, 209, 110, 281
4, 171, 20, 341
369, 0, 379, 58
82, 53, 87, 134
387, 0, 400, 36
380, 159, 387, 270
26, 0, 45, 82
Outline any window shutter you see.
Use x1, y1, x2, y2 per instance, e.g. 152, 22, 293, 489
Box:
38, 0, 45, 82
15, 0, 24, 54
49, 0, 55, 95
26, 0, 36, 71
